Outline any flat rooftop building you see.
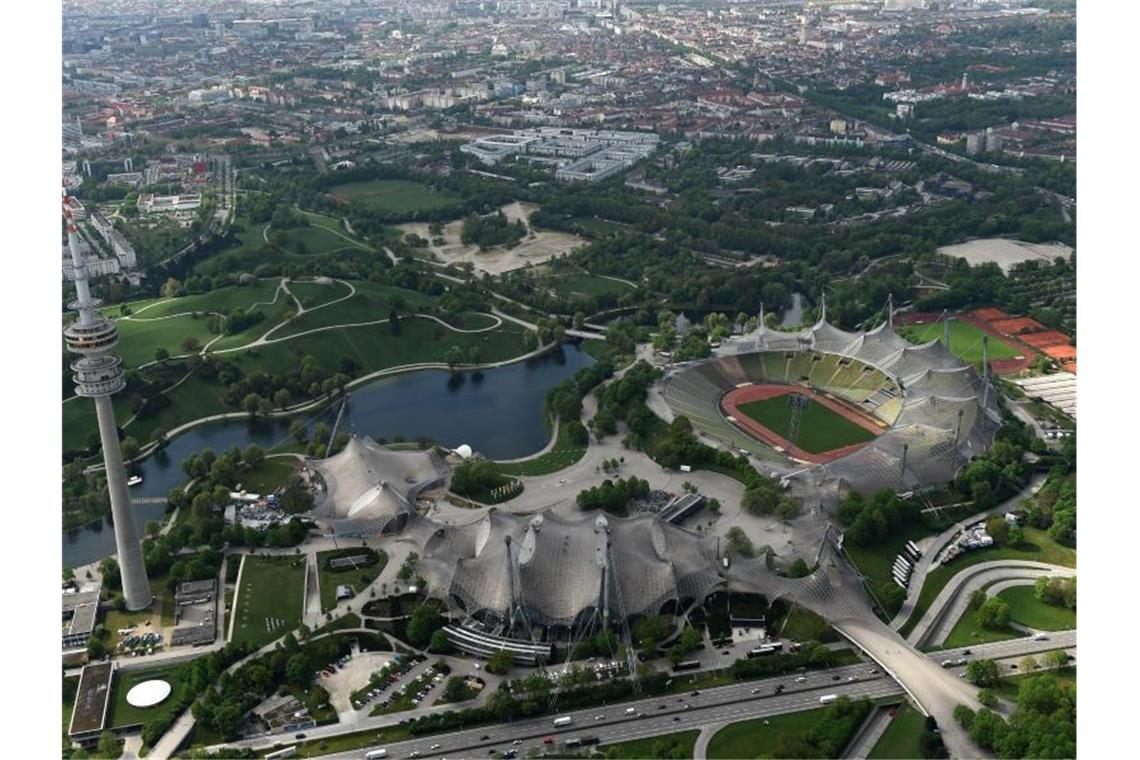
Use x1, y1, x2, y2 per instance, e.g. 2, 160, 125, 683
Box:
62, 589, 100, 649
68, 662, 114, 744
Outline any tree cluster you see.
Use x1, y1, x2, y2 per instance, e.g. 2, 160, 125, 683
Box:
575, 476, 650, 515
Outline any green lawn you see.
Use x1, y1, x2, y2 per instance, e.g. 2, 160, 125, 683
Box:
777, 605, 839, 643
238, 458, 298, 494
708, 707, 834, 759
328, 179, 461, 214
287, 279, 354, 310
899, 528, 1076, 638
548, 273, 634, 299
317, 548, 388, 612
274, 280, 437, 337
274, 223, 366, 256
600, 730, 699, 759
232, 555, 307, 648
736, 395, 877, 454
899, 320, 1022, 366
998, 585, 1076, 630
107, 664, 188, 729
868, 704, 926, 759
494, 417, 587, 477
940, 607, 1023, 650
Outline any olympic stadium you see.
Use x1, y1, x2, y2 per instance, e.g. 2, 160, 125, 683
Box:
659, 310, 1002, 509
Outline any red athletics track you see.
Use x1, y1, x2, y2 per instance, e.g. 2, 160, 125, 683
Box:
720, 384, 885, 465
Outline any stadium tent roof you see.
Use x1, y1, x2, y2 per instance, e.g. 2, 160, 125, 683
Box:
310, 435, 447, 533
413, 511, 722, 627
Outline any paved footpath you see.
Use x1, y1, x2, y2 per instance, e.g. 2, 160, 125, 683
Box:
693, 721, 727, 759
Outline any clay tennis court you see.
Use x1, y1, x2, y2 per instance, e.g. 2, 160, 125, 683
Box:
721, 384, 885, 464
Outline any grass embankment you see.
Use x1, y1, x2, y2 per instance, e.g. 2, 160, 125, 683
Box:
868, 704, 926, 759
735, 395, 878, 454
232, 555, 306, 648
238, 458, 298, 494
600, 730, 699, 759
899, 320, 1022, 366
941, 583, 1075, 649
493, 418, 587, 477
706, 703, 862, 759
898, 528, 1076, 638
547, 272, 634, 299
257, 725, 413, 759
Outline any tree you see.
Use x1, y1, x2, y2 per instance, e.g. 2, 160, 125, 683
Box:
86, 636, 107, 660
243, 444, 265, 468
429, 629, 453, 654
978, 597, 1011, 629
154, 347, 170, 363
389, 308, 402, 336
405, 604, 442, 647
290, 421, 308, 444
985, 516, 1010, 546
121, 436, 140, 461
242, 393, 263, 417
485, 649, 514, 675
161, 277, 183, 298
787, 558, 810, 578
97, 731, 121, 759
1020, 655, 1038, 673
978, 688, 998, 708
273, 388, 292, 410
285, 653, 312, 686
965, 658, 1000, 687
1046, 650, 1069, 669
180, 336, 201, 353
445, 345, 464, 372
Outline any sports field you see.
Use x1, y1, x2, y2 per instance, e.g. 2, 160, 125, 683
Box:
899, 320, 1021, 365
329, 179, 461, 214
232, 555, 307, 648
735, 394, 878, 454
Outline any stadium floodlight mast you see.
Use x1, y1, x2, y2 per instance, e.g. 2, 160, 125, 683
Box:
63, 189, 152, 610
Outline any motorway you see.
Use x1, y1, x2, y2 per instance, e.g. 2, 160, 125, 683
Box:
242, 663, 902, 759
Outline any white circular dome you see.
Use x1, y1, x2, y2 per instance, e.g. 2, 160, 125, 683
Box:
126, 679, 172, 708
454, 444, 473, 459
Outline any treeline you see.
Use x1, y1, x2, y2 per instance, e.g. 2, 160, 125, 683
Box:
954, 671, 1075, 758
544, 359, 615, 446
576, 476, 650, 514
460, 211, 525, 249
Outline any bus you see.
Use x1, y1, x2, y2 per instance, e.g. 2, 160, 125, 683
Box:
365, 750, 388, 759
553, 716, 574, 728
747, 642, 783, 658
265, 747, 297, 760
819, 694, 838, 705
672, 660, 701, 672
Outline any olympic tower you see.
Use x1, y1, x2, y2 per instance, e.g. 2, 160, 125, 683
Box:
63, 192, 152, 610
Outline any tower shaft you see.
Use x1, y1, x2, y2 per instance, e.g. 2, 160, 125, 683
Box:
63, 192, 151, 610
95, 394, 151, 608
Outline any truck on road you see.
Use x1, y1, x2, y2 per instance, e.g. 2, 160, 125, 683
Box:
553, 716, 573, 728
819, 694, 838, 705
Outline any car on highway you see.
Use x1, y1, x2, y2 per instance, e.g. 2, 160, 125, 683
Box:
430, 744, 442, 751
479, 735, 489, 741
963, 650, 972, 655
594, 714, 604, 721
831, 675, 840, 681
294, 733, 306, 740
409, 753, 420, 759
542, 737, 554, 745
691, 690, 700, 696
795, 676, 807, 683
512, 740, 522, 745
673, 716, 681, 722
657, 704, 667, 710
625, 707, 636, 715
751, 688, 761, 694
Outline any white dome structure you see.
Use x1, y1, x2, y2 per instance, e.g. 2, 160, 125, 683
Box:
126, 679, 172, 708
454, 444, 474, 460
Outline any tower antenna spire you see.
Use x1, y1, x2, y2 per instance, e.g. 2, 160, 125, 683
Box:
63, 183, 151, 610
887, 293, 894, 330
819, 290, 827, 323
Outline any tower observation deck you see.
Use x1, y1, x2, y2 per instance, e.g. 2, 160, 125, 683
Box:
63, 191, 151, 610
